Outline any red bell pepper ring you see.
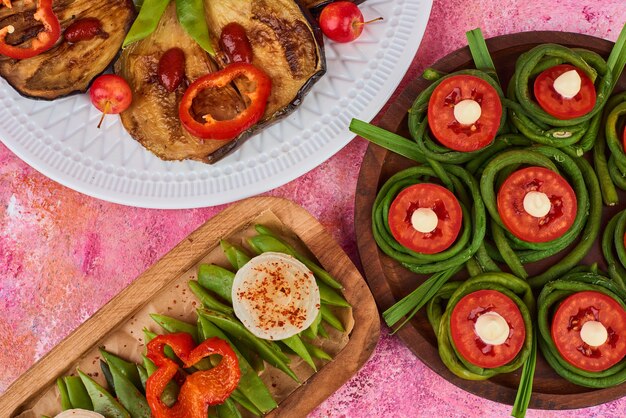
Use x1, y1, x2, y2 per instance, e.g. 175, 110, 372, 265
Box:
0, 0, 61, 60
146, 333, 241, 418
179, 62, 272, 140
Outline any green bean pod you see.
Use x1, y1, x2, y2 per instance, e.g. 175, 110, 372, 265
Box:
507, 44, 611, 151
479, 147, 601, 287
407, 69, 508, 164
537, 271, 626, 387
373, 162, 485, 274
601, 209, 626, 290
426, 273, 535, 380
603, 94, 626, 193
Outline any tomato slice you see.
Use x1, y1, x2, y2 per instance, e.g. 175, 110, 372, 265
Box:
427, 75, 502, 152
533, 64, 596, 120
551, 291, 626, 372
497, 166, 577, 243
388, 183, 462, 255
450, 290, 526, 368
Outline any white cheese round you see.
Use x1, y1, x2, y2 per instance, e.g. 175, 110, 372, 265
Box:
232, 252, 320, 341
453, 99, 482, 125
474, 312, 510, 345
523, 191, 551, 218
55, 410, 105, 418
553, 69, 582, 99
580, 320, 608, 347
411, 208, 438, 233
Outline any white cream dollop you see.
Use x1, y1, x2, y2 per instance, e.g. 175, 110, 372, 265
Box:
453, 99, 482, 125
553, 69, 582, 99
580, 321, 608, 347
411, 208, 438, 233
474, 312, 510, 345
523, 191, 552, 218
231, 252, 320, 341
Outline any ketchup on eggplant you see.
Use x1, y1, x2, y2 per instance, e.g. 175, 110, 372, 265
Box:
65, 18, 108, 43
157, 48, 186, 92
219, 22, 253, 64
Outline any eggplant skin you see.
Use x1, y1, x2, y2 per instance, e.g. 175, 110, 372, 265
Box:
0, 0, 136, 100
115, 3, 246, 164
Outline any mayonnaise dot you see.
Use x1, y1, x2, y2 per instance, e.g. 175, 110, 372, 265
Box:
453, 99, 482, 125
523, 191, 551, 218
474, 312, 510, 345
580, 321, 608, 347
411, 208, 438, 233
553, 69, 582, 99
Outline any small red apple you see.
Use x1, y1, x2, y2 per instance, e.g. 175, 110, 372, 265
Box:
319, 1, 382, 43
89, 74, 132, 128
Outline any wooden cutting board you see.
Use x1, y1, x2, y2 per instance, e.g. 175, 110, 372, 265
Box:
354, 31, 626, 410
1, 196, 380, 418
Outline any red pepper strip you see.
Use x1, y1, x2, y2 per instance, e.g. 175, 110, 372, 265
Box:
0, 0, 61, 59
179, 62, 272, 140
146, 333, 241, 418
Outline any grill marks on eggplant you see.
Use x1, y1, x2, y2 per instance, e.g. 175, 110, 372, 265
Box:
115, 3, 245, 163
205, 0, 325, 120
116, 0, 325, 164
0, 0, 135, 99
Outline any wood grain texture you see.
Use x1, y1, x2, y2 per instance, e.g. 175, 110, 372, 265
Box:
355, 31, 626, 410
1, 196, 380, 418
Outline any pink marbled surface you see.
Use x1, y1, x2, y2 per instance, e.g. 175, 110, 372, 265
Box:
1, 0, 625, 416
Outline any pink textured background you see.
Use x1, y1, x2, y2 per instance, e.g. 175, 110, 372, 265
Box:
1, 0, 625, 416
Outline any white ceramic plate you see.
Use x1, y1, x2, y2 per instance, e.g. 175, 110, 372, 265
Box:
0, 0, 432, 209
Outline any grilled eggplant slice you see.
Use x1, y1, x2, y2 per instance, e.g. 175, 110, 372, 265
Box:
0, 0, 136, 100
115, 3, 246, 163
205, 0, 325, 122
116, 0, 325, 164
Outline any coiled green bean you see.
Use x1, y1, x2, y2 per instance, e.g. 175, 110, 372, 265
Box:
372, 161, 485, 274
507, 45, 611, 152
478, 146, 601, 287
426, 272, 535, 380
406, 69, 507, 164
603, 94, 626, 195
601, 209, 626, 290
537, 271, 626, 388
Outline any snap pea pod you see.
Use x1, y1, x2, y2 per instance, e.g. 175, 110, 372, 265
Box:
221, 240, 252, 270
106, 358, 151, 418
216, 397, 242, 418
198, 264, 235, 303
229, 389, 262, 417
319, 305, 344, 333
188, 280, 234, 314
78, 369, 130, 418
99, 349, 143, 392
123, 0, 170, 48
197, 315, 277, 414
601, 210, 626, 290
251, 225, 344, 290
136, 364, 148, 391
143, 329, 178, 362
302, 340, 332, 361
175, 0, 215, 55
150, 313, 199, 342
100, 360, 116, 397
281, 334, 316, 370
64, 376, 93, 411
142, 356, 179, 408
197, 309, 298, 382
537, 271, 626, 387
56, 378, 72, 411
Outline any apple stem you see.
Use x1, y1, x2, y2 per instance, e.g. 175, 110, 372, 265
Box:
355, 17, 384, 27
97, 101, 111, 129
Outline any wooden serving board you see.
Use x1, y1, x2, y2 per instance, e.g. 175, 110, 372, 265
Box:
355, 31, 626, 410
1, 196, 380, 418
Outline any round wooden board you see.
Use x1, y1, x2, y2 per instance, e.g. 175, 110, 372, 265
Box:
354, 31, 626, 410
